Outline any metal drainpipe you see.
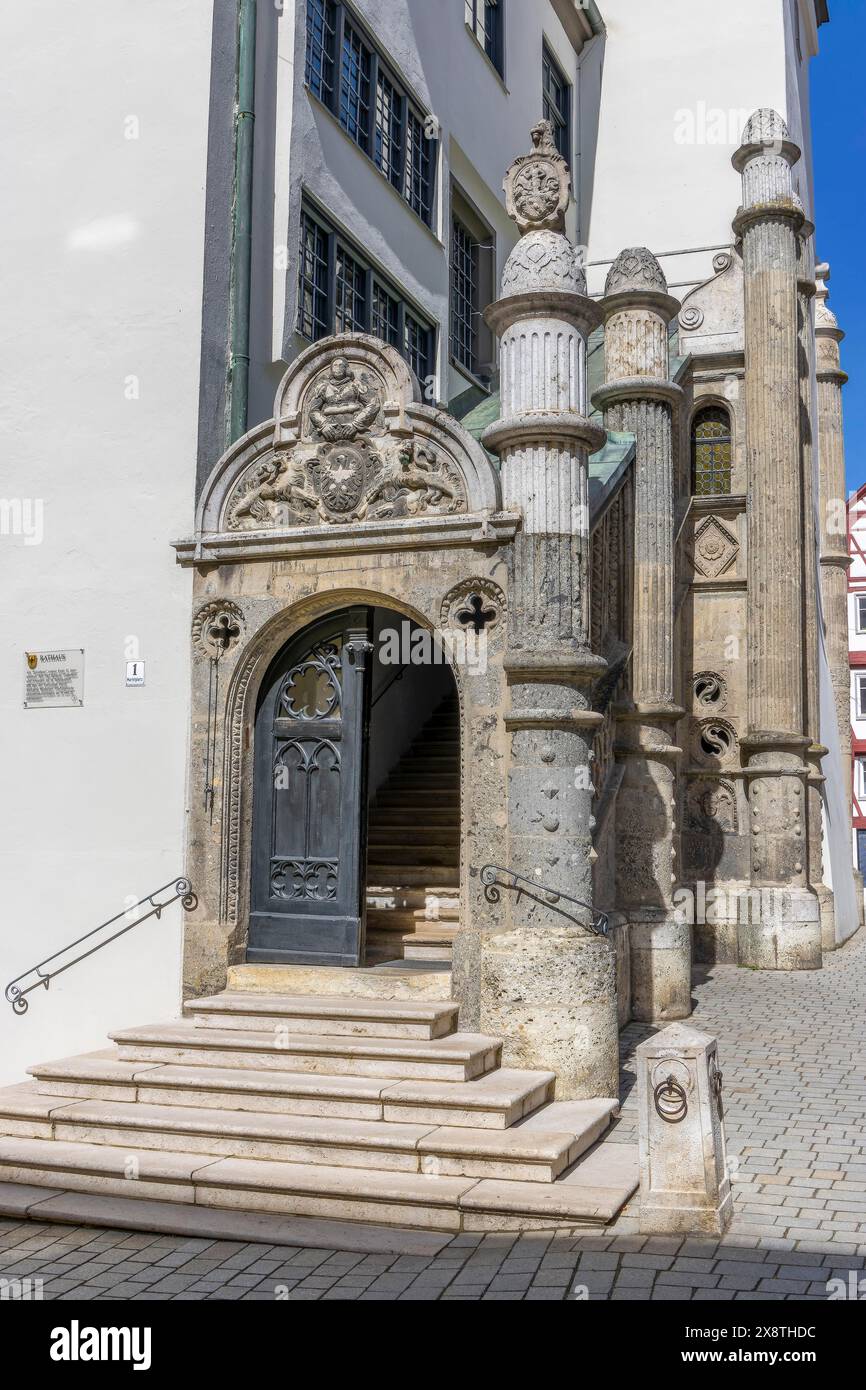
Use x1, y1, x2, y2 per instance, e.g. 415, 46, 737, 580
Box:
228, 0, 257, 445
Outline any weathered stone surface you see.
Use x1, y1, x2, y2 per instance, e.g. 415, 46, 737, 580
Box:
637, 1022, 732, 1236
478, 926, 619, 1098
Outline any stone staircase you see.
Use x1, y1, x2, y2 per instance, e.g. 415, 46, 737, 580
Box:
365, 691, 460, 964
0, 973, 637, 1235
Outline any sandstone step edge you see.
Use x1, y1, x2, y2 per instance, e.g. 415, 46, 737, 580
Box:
0, 1180, 453, 1255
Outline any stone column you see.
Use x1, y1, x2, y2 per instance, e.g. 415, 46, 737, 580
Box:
814, 264, 861, 924
732, 110, 820, 969
479, 122, 619, 1099
797, 220, 836, 950
592, 249, 690, 1022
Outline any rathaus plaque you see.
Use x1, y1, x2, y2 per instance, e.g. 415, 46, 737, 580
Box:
23, 650, 85, 708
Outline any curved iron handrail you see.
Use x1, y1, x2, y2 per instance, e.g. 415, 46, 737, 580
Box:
478, 864, 609, 936
5, 877, 197, 1016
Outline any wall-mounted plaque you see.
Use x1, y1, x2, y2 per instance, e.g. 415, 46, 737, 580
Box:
23, 650, 85, 708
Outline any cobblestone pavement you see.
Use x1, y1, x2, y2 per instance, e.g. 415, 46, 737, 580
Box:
2, 930, 866, 1301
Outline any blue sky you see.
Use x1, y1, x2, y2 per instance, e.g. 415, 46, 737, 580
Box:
811, 0, 866, 490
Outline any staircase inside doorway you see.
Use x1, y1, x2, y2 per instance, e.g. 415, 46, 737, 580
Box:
365, 690, 460, 966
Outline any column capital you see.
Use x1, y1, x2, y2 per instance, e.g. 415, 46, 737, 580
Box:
597, 246, 681, 326
731, 108, 801, 177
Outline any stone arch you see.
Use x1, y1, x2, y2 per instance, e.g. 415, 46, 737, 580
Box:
218, 586, 468, 944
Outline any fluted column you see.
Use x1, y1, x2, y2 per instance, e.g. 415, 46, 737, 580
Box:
815, 265, 852, 806
593, 249, 690, 1020
478, 122, 618, 1098
797, 220, 836, 948
732, 109, 820, 969
814, 264, 862, 928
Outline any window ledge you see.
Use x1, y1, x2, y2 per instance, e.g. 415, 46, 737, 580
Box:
464, 23, 509, 93
305, 84, 444, 249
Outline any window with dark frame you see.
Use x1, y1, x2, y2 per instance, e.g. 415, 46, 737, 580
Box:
297, 203, 436, 388
298, 211, 330, 341
450, 215, 478, 376
542, 43, 571, 162
304, 0, 437, 228
691, 405, 733, 496
465, 0, 504, 76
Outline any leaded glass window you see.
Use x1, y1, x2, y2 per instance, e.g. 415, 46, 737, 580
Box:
691, 406, 733, 495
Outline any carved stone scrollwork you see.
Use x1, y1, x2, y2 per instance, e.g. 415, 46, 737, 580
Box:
192, 601, 245, 659
692, 670, 728, 711
678, 305, 704, 330
691, 718, 738, 769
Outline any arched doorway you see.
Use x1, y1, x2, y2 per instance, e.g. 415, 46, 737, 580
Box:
248, 604, 459, 967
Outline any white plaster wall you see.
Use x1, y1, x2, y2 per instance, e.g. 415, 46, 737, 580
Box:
0, 1, 212, 1084
580, 0, 794, 295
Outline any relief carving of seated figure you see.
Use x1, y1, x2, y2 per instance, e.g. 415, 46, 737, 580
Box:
308, 357, 380, 442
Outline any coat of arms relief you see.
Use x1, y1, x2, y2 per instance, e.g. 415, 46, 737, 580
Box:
226, 357, 467, 530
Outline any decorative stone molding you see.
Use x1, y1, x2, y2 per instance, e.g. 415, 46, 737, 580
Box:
177, 333, 503, 566
692, 671, 728, 711
192, 601, 245, 659
691, 717, 738, 770
690, 516, 739, 579
500, 230, 587, 295
502, 119, 571, 235
605, 246, 668, 296
439, 578, 506, 634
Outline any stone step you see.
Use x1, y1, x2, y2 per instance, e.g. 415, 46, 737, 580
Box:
458, 1142, 639, 1231
366, 908, 460, 932
30, 1055, 556, 1128
0, 1130, 636, 1231
402, 942, 454, 962
370, 808, 459, 825
367, 828, 459, 845
375, 800, 464, 811
365, 890, 459, 913
384, 776, 459, 790
109, 1022, 501, 1082
365, 867, 459, 887
0, 1181, 453, 1256
0, 1087, 602, 1183
226, 962, 453, 1001
367, 846, 458, 868
0, 1136, 473, 1231
185, 992, 458, 1039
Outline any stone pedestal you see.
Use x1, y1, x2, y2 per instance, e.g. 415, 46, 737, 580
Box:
732, 110, 820, 969
479, 122, 620, 1098
637, 1022, 732, 1236
593, 250, 690, 1019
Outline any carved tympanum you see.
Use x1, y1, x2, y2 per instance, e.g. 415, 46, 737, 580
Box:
225, 356, 467, 530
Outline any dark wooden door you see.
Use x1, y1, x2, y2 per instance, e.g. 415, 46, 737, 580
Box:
247, 608, 373, 966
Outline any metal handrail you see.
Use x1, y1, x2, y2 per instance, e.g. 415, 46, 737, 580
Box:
5, 877, 197, 1016
478, 864, 609, 936
371, 665, 406, 709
